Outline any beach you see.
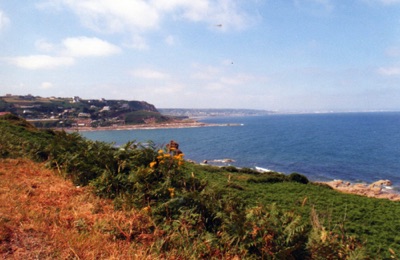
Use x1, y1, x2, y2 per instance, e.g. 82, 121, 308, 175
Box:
64, 120, 239, 132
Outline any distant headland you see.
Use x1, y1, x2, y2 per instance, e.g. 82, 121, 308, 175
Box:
0, 94, 270, 130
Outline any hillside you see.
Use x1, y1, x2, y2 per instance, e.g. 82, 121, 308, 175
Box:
0, 94, 171, 128
1, 114, 400, 259
0, 159, 155, 259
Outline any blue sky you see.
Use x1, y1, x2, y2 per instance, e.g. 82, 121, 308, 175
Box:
1, 0, 400, 112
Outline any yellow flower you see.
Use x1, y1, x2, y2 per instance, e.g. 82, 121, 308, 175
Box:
168, 188, 175, 198
320, 229, 327, 243
142, 206, 151, 213
158, 149, 164, 154
149, 161, 157, 168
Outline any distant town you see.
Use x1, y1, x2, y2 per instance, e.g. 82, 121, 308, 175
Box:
0, 94, 272, 129
0, 94, 166, 128
158, 108, 272, 118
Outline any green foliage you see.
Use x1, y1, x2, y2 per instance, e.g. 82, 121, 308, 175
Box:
124, 111, 170, 124
247, 175, 287, 183
289, 172, 309, 184
239, 167, 261, 175
199, 164, 225, 173
0, 113, 38, 130
307, 207, 367, 259
31, 120, 60, 128
1, 115, 399, 259
221, 165, 240, 172
0, 114, 54, 160
0, 95, 167, 129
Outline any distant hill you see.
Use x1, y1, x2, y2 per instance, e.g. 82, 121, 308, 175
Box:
0, 95, 171, 128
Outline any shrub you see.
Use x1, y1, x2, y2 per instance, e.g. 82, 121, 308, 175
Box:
221, 166, 240, 172
247, 175, 287, 183
289, 172, 309, 184
239, 167, 260, 175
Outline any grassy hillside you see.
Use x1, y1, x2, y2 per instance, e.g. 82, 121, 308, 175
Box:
1, 114, 399, 259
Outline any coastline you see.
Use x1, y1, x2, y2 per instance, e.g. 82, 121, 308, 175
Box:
63, 120, 242, 132
320, 179, 400, 201
59, 119, 400, 202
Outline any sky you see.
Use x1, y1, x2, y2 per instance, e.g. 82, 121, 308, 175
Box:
1, 0, 400, 112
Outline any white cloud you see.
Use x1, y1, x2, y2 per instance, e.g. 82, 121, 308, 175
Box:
378, 66, 400, 76
0, 10, 10, 31
152, 0, 209, 22
54, 0, 160, 33
40, 82, 54, 89
4, 37, 119, 70
62, 36, 121, 57
153, 0, 255, 30
6, 55, 74, 70
132, 69, 170, 79
45, 0, 255, 35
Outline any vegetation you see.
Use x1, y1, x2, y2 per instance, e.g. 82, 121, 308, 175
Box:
0, 94, 169, 128
0, 158, 157, 259
124, 110, 171, 124
1, 114, 400, 259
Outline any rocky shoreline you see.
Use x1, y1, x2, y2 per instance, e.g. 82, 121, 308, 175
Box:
321, 179, 400, 201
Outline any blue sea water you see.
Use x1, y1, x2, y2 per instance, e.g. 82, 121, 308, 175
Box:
80, 112, 400, 190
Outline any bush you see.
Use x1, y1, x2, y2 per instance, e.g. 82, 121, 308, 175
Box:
289, 172, 309, 184
221, 166, 239, 173
247, 175, 287, 183
239, 167, 260, 175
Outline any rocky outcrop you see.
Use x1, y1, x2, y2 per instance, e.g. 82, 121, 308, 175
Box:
323, 179, 400, 201
166, 140, 183, 155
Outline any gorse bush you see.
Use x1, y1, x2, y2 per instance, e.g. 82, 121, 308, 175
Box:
1, 114, 397, 259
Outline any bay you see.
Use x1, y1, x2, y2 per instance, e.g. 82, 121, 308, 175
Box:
80, 112, 400, 190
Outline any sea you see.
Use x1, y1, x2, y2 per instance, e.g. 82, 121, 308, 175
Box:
80, 112, 400, 191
